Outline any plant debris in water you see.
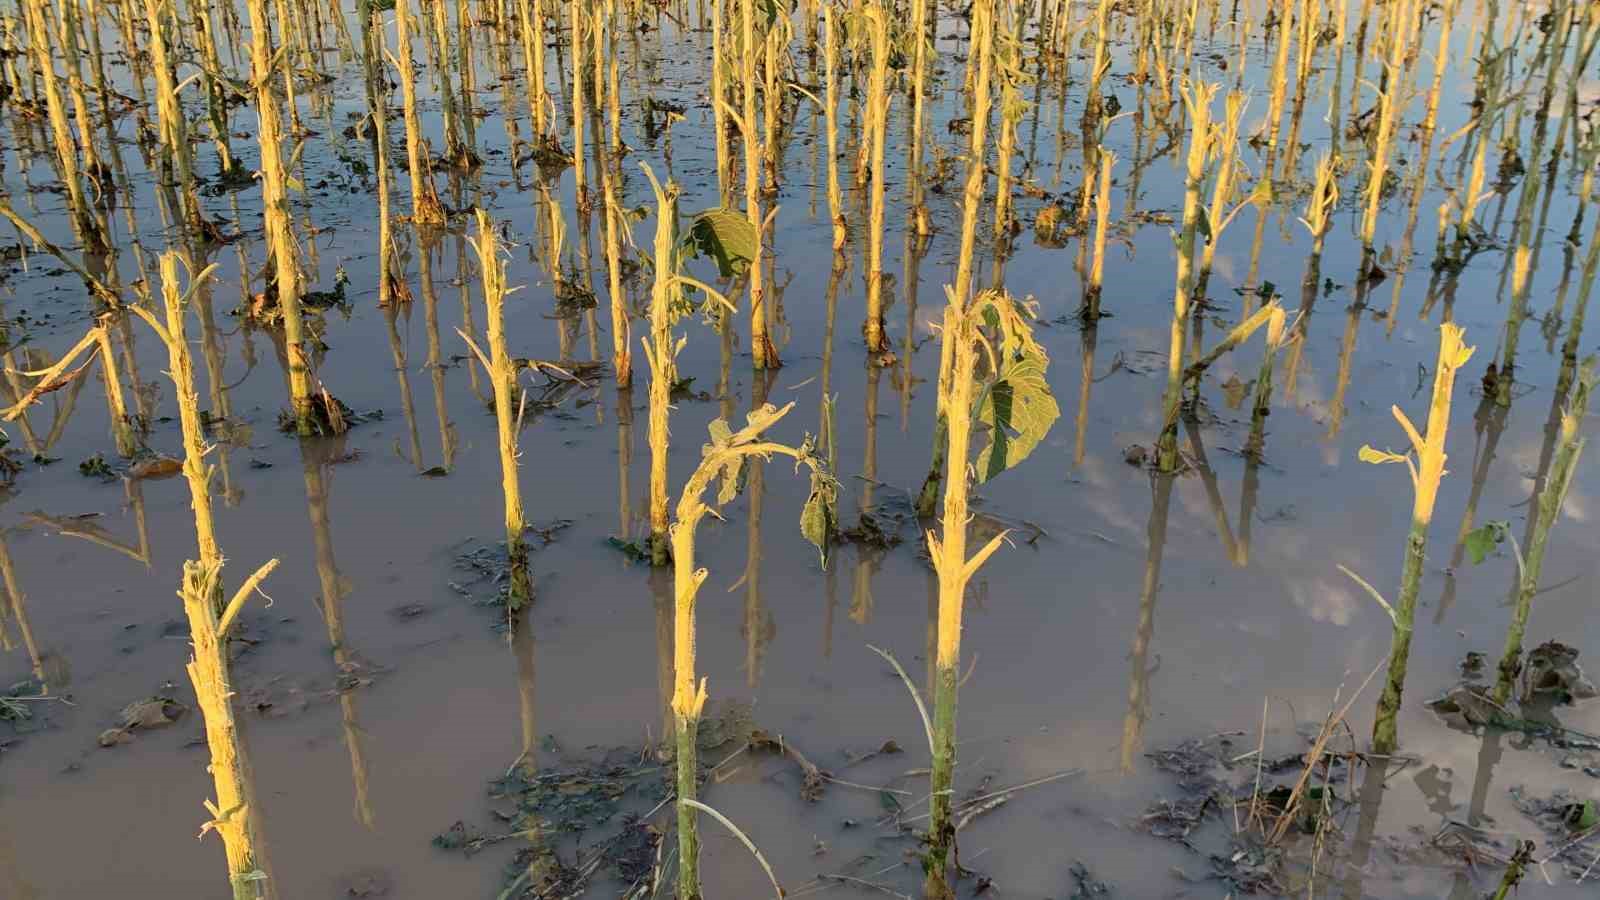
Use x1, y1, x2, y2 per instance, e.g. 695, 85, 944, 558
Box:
98, 695, 186, 747
448, 520, 574, 614
438, 700, 758, 898
1509, 786, 1600, 877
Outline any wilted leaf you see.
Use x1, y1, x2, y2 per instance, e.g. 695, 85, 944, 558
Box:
685, 208, 758, 277
1358, 445, 1409, 465
800, 469, 837, 567
1463, 520, 1509, 565
1248, 178, 1273, 208
716, 457, 743, 506
118, 697, 185, 729
128, 455, 182, 480
975, 350, 1060, 482
708, 419, 733, 448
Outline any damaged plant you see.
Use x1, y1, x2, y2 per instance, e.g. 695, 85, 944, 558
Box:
667, 402, 834, 899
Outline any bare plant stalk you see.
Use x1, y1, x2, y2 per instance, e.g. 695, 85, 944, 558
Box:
57, 0, 100, 180
1280, 0, 1324, 176
761, 12, 783, 191
1360, 0, 1416, 258
594, 6, 630, 386
669, 403, 830, 900
21, 0, 104, 252
1493, 361, 1594, 703
95, 322, 137, 456
823, 2, 846, 248
272, 0, 303, 135
454, 0, 478, 161
1157, 80, 1218, 472
907, 0, 931, 237
393, 0, 446, 225
145, 0, 205, 231
358, 0, 397, 304
993, 23, 1022, 242
862, 2, 889, 352
1492, 1, 1571, 405
915, 0, 995, 518
247, 0, 314, 432
515, 0, 546, 137
742, 0, 777, 368
1368, 324, 1475, 753
1261, 0, 1293, 164
467, 209, 532, 612
1083, 149, 1115, 320
641, 166, 681, 567
188, 0, 240, 175
712, 0, 731, 202
923, 288, 1056, 898
426, 0, 463, 162
133, 254, 275, 899
924, 300, 981, 900
1247, 307, 1289, 458
1196, 90, 1247, 300
1326, 0, 1349, 151
1086, 0, 1113, 125
570, 0, 587, 207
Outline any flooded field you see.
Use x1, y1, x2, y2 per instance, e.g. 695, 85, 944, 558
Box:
0, 0, 1597, 896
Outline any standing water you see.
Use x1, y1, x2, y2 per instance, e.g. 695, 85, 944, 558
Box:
0, 0, 1597, 897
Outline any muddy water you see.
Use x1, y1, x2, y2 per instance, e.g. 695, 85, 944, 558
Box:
0, 4, 1597, 898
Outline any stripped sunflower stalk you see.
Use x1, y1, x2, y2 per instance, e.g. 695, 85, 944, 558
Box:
915, 0, 995, 518
458, 210, 533, 614
1081, 149, 1115, 321
127, 253, 278, 900
246, 0, 315, 433
390, 0, 448, 226
923, 287, 1059, 899
1350, 323, 1475, 754
861, 1, 891, 352
823, 0, 848, 248
668, 402, 835, 900
1155, 79, 1219, 472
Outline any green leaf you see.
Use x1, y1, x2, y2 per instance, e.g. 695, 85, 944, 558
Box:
975, 349, 1060, 482
1196, 206, 1213, 242
685, 208, 759, 277
1358, 445, 1408, 465
1463, 520, 1509, 565
878, 789, 903, 814
1574, 799, 1600, 831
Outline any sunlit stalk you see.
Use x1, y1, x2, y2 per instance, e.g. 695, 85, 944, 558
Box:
1157, 80, 1218, 472
915, 0, 994, 517
393, 0, 446, 225
1369, 324, 1474, 753
467, 210, 532, 612
247, 0, 314, 432
862, 2, 889, 352
21, 0, 105, 251
742, 0, 777, 367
